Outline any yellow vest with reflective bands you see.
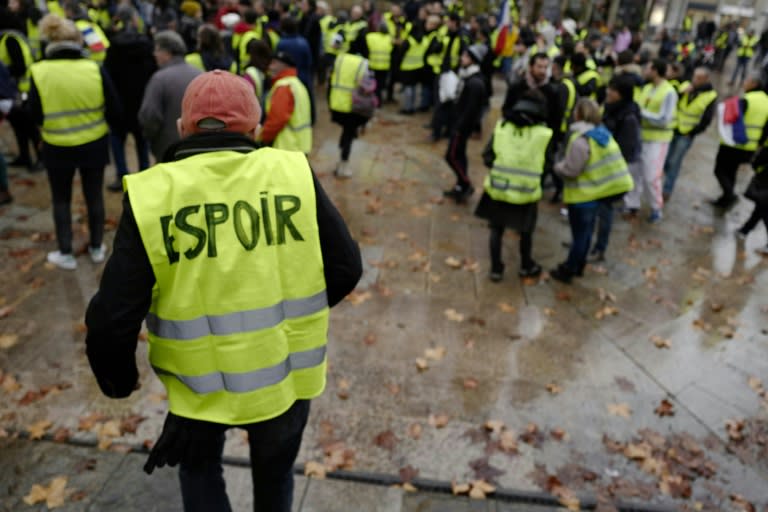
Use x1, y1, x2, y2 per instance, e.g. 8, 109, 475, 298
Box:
383, 13, 411, 40
484, 122, 553, 204
365, 32, 392, 71
185, 53, 238, 73
677, 89, 716, 135
400, 35, 427, 71
234, 30, 260, 72
425, 31, 443, 74
123, 148, 328, 425
25, 20, 41, 61
576, 69, 601, 100
0, 31, 34, 92
267, 75, 312, 153
561, 77, 577, 133
341, 20, 367, 53
30, 59, 107, 146
563, 131, 633, 204
319, 15, 337, 55
639, 80, 676, 142
329, 53, 366, 113
738, 35, 759, 58
75, 20, 109, 62
724, 90, 768, 151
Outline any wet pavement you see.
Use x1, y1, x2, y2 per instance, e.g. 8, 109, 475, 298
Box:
1, 68, 768, 511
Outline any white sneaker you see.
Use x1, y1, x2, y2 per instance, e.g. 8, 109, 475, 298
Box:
47, 251, 77, 270
756, 245, 768, 256
334, 161, 352, 178
89, 244, 107, 263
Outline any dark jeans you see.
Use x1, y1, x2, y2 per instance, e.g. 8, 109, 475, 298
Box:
592, 198, 615, 254
731, 56, 751, 83
445, 132, 469, 189
489, 224, 533, 271
565, 202, 599, 274
339, 120, 359, 161
7, 104, 41, 162
714, 144, 753, 201
740, 202, 768, 236
431, 101, 455, 140
179, 400, 310, 512
373, 69, 388, 105
46, 166, 105, 254
110, 129, 150, 178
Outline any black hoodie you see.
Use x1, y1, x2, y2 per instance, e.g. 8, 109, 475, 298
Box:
602, 99, 641, 163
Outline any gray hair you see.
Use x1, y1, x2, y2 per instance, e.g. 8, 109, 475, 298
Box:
154, 30, 187, 56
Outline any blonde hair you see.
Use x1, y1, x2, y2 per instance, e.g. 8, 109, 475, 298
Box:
573, 98, 602, 125
39, 14, 82, 43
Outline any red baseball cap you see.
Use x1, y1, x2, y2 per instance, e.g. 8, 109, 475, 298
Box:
181, 70, 261, 135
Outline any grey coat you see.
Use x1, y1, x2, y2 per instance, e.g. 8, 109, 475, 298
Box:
138, 57, 202, 159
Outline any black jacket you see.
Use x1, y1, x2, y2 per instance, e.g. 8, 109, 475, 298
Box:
502, 76, 564, 146
453, 70, 488, 135
104, 30, 157, 131
602, 99, 641, 163
85, 133, 363, 398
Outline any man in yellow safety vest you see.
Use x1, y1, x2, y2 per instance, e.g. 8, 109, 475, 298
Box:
260, 51, 313, 153
730, 29, 759, 86
85, 70, 362, 511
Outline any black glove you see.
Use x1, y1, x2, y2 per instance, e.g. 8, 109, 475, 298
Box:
143, 412, 225, 474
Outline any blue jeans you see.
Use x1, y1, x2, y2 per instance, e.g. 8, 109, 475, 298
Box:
731, 56, 750, 83
592, 199, 614, 254
179, 400, 310, 512
566, 202, 599, 274
662, 133, 693, 197
110, 129, 150, 178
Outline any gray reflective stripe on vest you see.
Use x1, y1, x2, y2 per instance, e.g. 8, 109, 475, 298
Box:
332, 55, 364, 91
147, 290, 328, 341
564, 167, 629, 189
490, 179, 538, 194
744, 124, 765, 130
43, 117, 107, 135
583, 152, 624, 174
45, 105, 105, 120
492, 165, 541, 178
642, 125, 673, 131
153, 345, 326, 394
288, 122, 312, 132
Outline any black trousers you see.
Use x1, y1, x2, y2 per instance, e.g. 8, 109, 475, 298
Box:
445, 132, 470, 189
46, 165, 105, 254
373, 69, 388, 105
7, 104, 41, 162
741, 202, 768, 236
489, 225, 533, 271
714, 144, 754, 200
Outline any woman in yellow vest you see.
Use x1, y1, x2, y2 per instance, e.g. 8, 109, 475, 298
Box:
84, 70, 362, 512
364, 22, 392, 106
328, 48, 369, 177
475, 92, 553, 281
730, 29, 758, 86
552, 98, 633, 283
27, 15, 121, 270
185, 24, 236, 72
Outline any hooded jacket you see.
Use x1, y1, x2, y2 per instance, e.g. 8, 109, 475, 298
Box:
602, 99, 641, 163
554, 121, 614, 178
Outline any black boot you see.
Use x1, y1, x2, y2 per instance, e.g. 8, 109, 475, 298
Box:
549, 263, 575, 284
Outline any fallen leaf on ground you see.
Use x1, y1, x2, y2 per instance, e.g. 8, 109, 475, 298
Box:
550, 428, 568, 441
415, 358, 429, 371
385, 382, 400, 395
729, 494, 756, 512
373, 430, 398, 451
607, 403, 632, 418
28, 419, 52, 440
400, 482, 418, 492
336, 378, 350, 400
424, 346, 446, 361
304, 460, 326, 479
0, 334, 19, 349
0, 306, 15, 318
444, 256, 462, 269
497, 302, 516, 314
543, 307, 555, 316
443, 309, 464, 322
399, 464, 419, 483
725, 418, 745, 442
594, 305, 619, 320
52, 427, 71, 443
710, 302, 724, 313
346, 290, 372, 306
451, 481, 471, 495
428, 413, 449, 428
119, 414, 146, 434
468, 479, 496, 499
654, 399, 675, 417
598, 288, 616, 302
499, 431, 518, 453
624, 442, 652, 460
363, 333, 377, 346
463, 377, 479, 389
1, 372, 21, 392
650, 335, 672, 349
555, 291, 571, 301
78, 413, 111, 431
546, 382, 562, 395
747, 376, 765, 396
22, 476, 68, 508
483, 419, 504, 433
407, 423, 422, 440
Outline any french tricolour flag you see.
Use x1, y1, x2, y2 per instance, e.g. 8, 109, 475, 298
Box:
494, 0, 511, 56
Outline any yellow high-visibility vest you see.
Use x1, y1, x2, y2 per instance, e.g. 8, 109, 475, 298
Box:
0, 31, 34, 92
484, 122, 553, 204
25, 19, 41, 60
329, 53, 366, 113
75, 19, 110, 63
723, 90, 768, 151
563, 131, 633, 204
29, 59, 108, 146
576, 69, 601, 100
638, 80, 676, 142
561, 77, 577, 133
365, 32, 392, 71
124, 148, 328, 425
340, 19, 367, 54
266, 75, 312, 153
737, 35, 759, 58
677, 89, 717, 135
400, 34, 427, 71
